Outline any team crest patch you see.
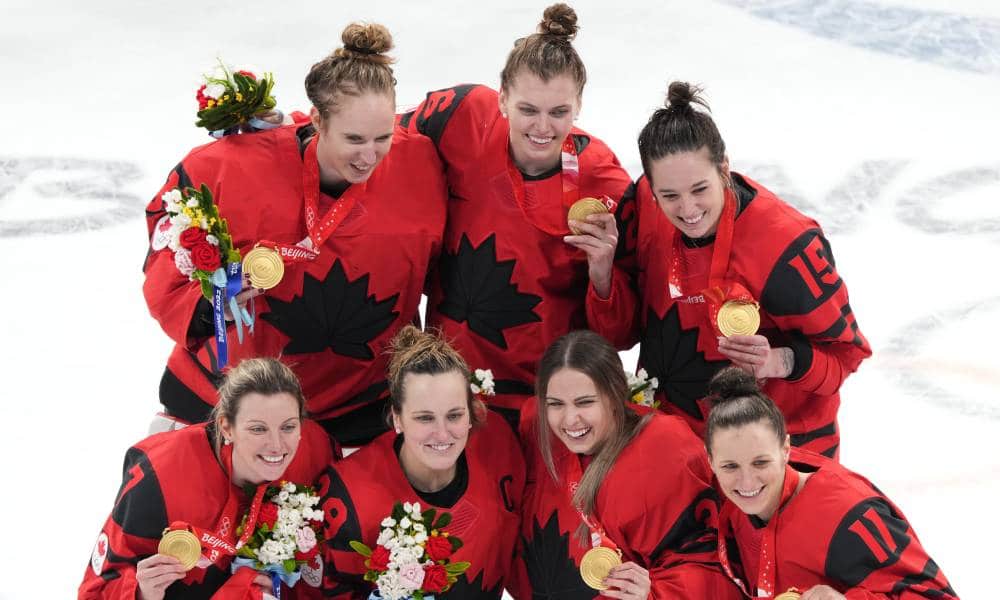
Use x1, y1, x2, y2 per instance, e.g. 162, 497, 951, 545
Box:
150, 215, 173, 251
91, 532, 109, 575
301, 555, 323, 587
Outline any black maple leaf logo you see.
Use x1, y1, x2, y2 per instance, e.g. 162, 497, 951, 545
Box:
521, 512, 597, 600
436, 234, 542, 349
262, 259, 399, 359
442, 569, 504, 599
639, 305, 728, 421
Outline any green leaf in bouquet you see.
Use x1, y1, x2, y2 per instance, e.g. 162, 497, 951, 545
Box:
391, 502, 405, 521
363, 571, 377, 583
448, 536, 463, 552
421, 508, 437, 527
413, 591, 424, 600
237, 545, 256, 559
283, 558, 297, 573
445, 561, 470, 575
432, 513, 451, 530
349, 540, 373, 557
198, 276, 214, 301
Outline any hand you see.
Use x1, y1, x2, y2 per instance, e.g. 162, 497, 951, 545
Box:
601, 561, 650, 600
564, 212, 618, 299
251, 572, 274, 594
800, 584, 846, 600
716, 335, 794, 381
220, 286, 265, 322
136, 554, 187, 600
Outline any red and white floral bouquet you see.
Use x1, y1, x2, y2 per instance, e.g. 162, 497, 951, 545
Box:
350, 501, 470, 600
233, 481, 325, 593
627, 368, 659, 408
195, 60, 277, 134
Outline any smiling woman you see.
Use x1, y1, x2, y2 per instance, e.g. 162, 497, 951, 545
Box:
705, 366, 959, 599
316, 326, 526, 599
79, 358, 334, 600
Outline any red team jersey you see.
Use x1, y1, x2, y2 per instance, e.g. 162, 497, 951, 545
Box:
79, 421, 333, 600
399, 84, 634, 429
316, 413, 526, 599
142, 125, 447, 445
588, 174, 871, 457
719, 449, 957, 599
515, 413, 740, 599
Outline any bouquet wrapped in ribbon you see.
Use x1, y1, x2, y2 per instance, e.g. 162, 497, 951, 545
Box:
350, 501, 470, 600
233, 481, 325, 597
627, 368, 659, 408
195, 60, 278, 136
158, 184, 250, 367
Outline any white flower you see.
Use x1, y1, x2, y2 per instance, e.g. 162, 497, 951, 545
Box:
277, 490, 289, 503
161, 189, 182, 204
471, 368, 496, 396
185, 198, 199, 208
414, 531, 428, 544
399, 517, 411, 529
380, 517, 396, 528
170, 213, 192, 228
408, 502, 422, 516
204, 82, 226, 100
377, 528, 394, 546
174, 248, 195, 277
206, 234, 219, 246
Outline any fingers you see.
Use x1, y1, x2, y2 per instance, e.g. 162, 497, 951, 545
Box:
252, 572, 274, 589
602, 562, 650, 599
136, 554, 187, 598
234, 286, 265, 305
717, 336, 770, 364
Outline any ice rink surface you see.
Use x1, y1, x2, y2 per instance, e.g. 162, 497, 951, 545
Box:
2, 0, 998, 597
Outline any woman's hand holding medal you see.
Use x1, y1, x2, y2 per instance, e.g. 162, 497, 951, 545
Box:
600, 561, 651, 600
564, 208, 619, 300
799, 584, 846, 600
717, 335, 795, 381
136, 554, 188, 600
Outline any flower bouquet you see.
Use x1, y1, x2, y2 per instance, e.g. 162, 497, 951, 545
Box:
350, 501, 470, 600
195, 60, 277, 136
469, 368, 495, 398
233, 481, 325, 597
627, 368, 659, 408
160, 185, 240, 300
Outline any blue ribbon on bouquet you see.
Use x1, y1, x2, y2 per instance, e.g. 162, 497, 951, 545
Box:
212, 262, 254, 369
231, 556, 302, 598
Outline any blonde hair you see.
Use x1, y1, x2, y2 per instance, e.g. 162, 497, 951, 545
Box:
305, 22, 396, 121
210, 358, 306, 451
536, 331, 651, 542
386, 326, 485, 426
499, 3, 587, 95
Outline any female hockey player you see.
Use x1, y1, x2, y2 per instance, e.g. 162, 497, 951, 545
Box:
705, 366, 957, 599
515, 330, 740, 599
317, 326, 525, 599
79, 358, 334, 599
587, 81, 871, 458
142, 22, 447, 446
398, 3, 635, 432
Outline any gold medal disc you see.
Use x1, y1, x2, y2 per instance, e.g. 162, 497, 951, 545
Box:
158, 529, 201, 570
579, 546, 622, 590
242, 246, 284, 290
567, 198, 610, 235
717, 300, 761, 337
775, 589, 803, 600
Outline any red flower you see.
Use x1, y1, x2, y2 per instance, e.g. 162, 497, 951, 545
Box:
421, 564, 448, 593
368, 545, 390, 572
236, 70, 257, 81
179, 227, 207, 250
295, 544, 319, 561
196, 84, 209, 110
425, 535, 454, 561
259, 502, 279, 528
190, 241, 221, 272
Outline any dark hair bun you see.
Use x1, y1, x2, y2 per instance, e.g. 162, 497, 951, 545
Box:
666, 80, 709, 113
539, 3, 579, 40
707, 366, 759, 401
338, 22, 394, 63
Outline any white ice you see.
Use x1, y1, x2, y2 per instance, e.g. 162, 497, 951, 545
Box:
2, 0, 998, 598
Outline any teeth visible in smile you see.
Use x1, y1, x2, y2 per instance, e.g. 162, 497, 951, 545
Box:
565, 427, 591, 439
736, 487, 763, 498
428, 443, 452, 452
260, 455, 285, 464
351, 162, 371, 172
682, 212, 705, 225
527, 134, 554, 145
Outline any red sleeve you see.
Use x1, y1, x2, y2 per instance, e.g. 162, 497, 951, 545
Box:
586, 179, 644, 350
759, 226, 872, 395
398, 84, 493, 162
141, 158, 218, 349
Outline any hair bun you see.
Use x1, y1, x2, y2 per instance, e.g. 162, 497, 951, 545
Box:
707, 366, 760, 402
338, 22, 394, 63
539, 3, 579, 40
665, 81, 708, 112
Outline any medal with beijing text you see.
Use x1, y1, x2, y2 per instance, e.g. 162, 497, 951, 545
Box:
158, 528, 202, 570
717, 299, 761, 337
242, 245, 285, 289
580, 546, 623, 590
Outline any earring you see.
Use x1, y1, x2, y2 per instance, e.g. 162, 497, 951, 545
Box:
394, 427, 402, 434
223, 438, 232, 445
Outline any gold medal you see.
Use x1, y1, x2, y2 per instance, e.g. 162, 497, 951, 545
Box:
717, 300, 761, 337
775, 589, 803, 600
567, 198, 610, 235
242, 246, 284, 290
158, 529, 201, 570
579, 546, 622, 590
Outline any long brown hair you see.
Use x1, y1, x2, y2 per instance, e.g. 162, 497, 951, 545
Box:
535, 330, 651, 541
